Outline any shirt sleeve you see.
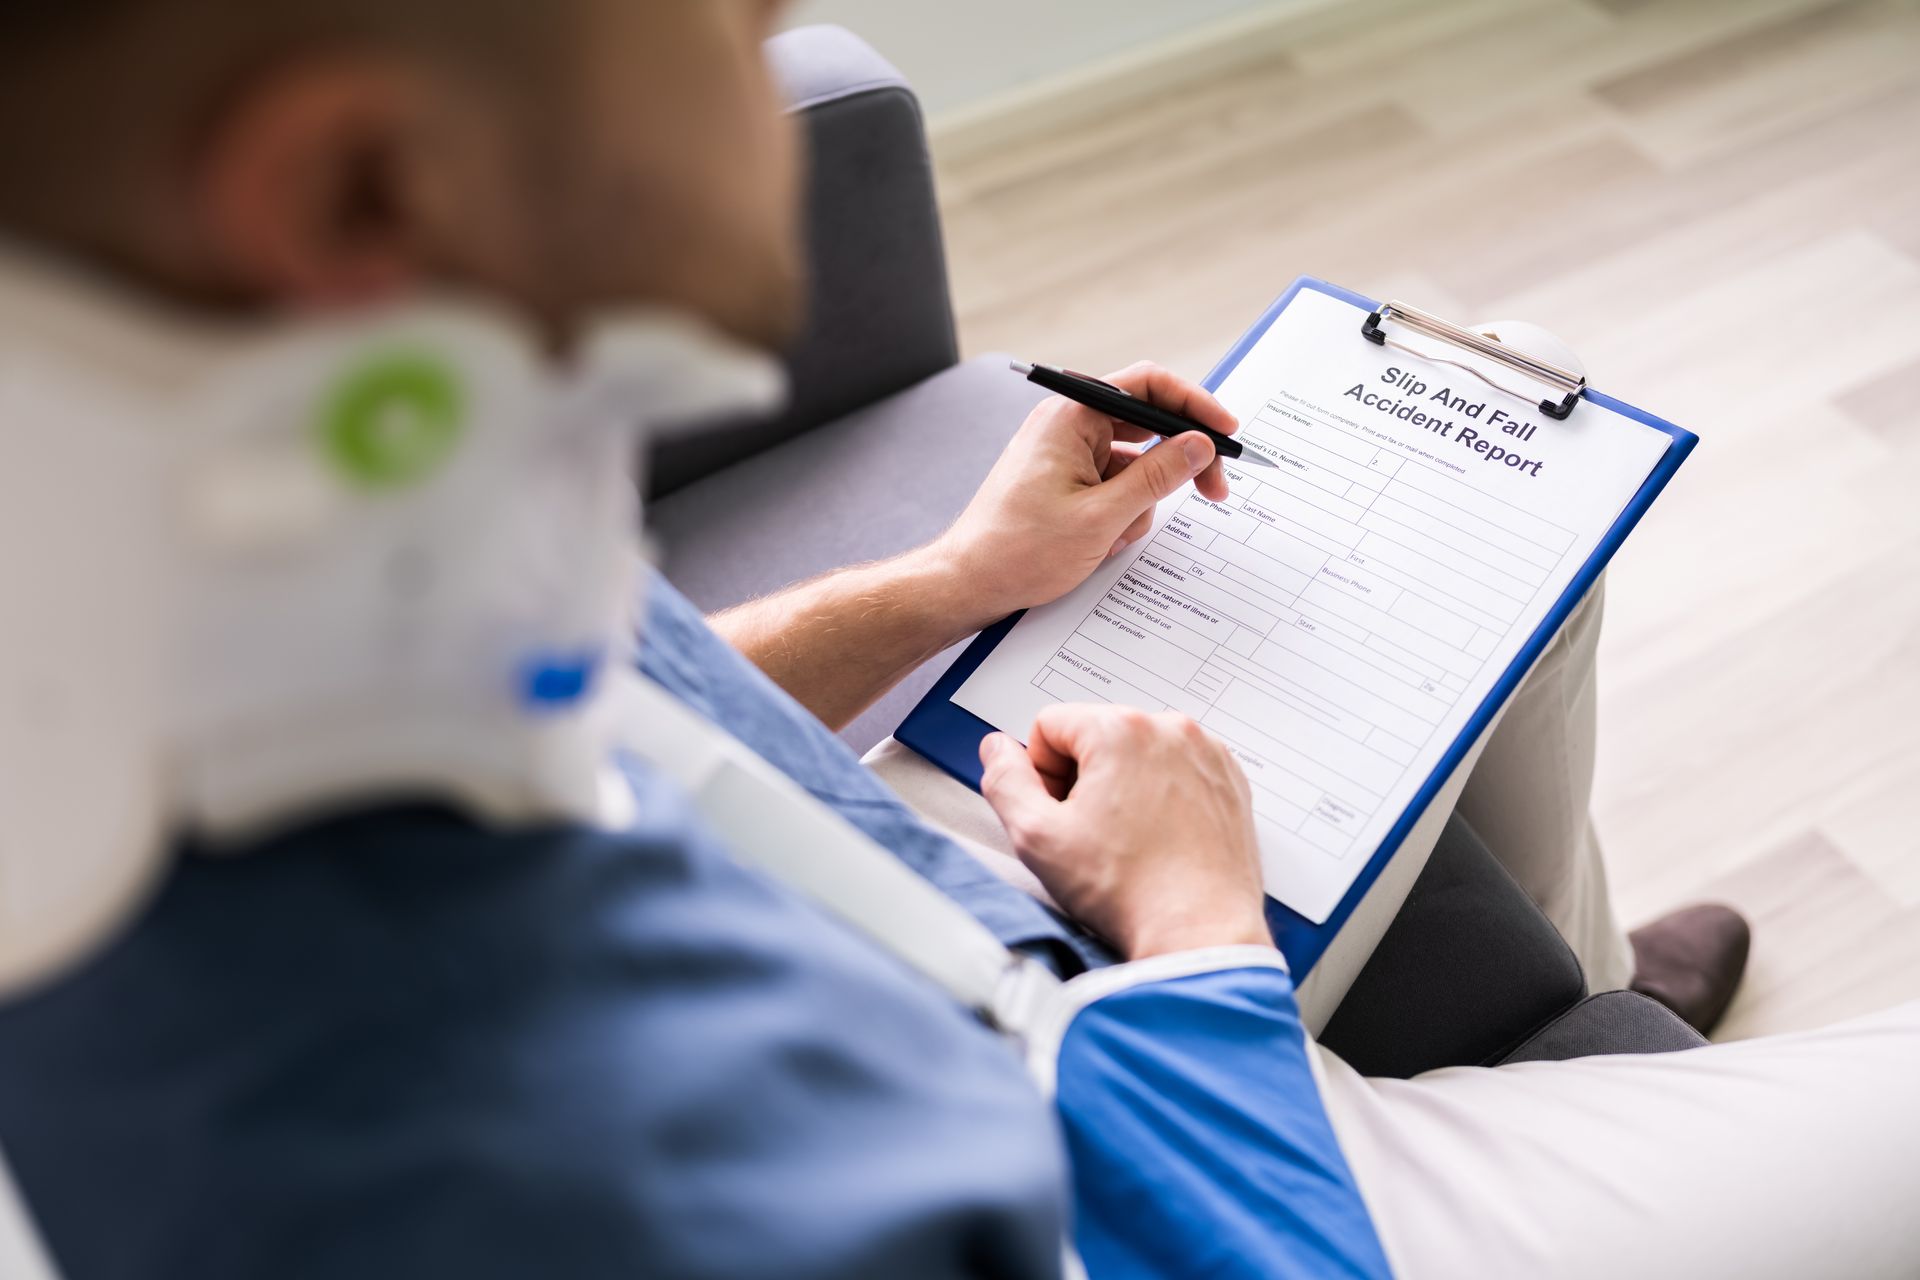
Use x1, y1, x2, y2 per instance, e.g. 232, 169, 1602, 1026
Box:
1027, 947, 1394, 1280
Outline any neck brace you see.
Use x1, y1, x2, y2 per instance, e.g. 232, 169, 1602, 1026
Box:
0, 245, 785, 997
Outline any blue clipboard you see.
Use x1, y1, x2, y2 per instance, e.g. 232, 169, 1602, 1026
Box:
896, 276, 1697, 977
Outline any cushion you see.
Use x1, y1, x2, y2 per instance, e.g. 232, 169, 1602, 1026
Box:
1498, 991, 1707, 1065
1317, 814, 1589, 1078
648, 26, 958, 497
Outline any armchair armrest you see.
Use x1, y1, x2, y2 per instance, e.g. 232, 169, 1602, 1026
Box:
648, 26, 960, 496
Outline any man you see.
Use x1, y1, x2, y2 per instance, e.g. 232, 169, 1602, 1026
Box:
0, 1, 1915, 1277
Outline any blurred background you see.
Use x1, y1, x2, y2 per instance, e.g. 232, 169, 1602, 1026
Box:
787, 0, 1920, 1040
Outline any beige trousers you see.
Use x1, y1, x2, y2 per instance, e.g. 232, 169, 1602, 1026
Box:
869, 583, 1920, 1275
1310, 1002, 1920, 1277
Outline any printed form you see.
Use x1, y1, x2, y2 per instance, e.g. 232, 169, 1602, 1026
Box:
954, 288, 1674, 923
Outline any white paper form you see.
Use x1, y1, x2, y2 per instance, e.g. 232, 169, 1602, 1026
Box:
953, 288, 1674, 924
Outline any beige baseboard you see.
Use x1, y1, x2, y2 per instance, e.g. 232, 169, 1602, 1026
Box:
927, 0, 1348, 165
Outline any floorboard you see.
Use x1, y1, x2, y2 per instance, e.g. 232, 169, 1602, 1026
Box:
934, 0, 1920, 1039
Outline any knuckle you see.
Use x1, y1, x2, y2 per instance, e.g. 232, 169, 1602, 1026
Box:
981, 759, 1029, 801
997, 806, 1032, 842
1007, 810, 1059, 857
1152, 710, 1207, 744
1149, 443, 1189, 475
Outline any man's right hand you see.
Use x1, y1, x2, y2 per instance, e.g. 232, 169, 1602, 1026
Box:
978, 705, 1271, 962
933, 362, 1238, 632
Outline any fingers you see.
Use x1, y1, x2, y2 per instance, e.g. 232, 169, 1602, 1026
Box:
1088, 430, 1215, 525
1104, 362, 1239, 437
979, 733, 1061, 847
1022, 717, 1083, 801
1110, 508, 1154, 556
987, 703, 1270, 962
1027, 702, 1138, 768
1101, 444, 1176, 550
1101, 441, 1147, 480
1109, 425, 1231, 506
1194, 454, 1231, 503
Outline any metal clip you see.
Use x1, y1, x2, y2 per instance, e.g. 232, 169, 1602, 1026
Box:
1363, 300, 1586, 421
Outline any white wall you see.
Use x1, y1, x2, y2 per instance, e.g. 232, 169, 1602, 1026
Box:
783, 0, 1288, 118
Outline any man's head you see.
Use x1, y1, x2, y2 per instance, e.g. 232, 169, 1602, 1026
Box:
0, 0, 804, 351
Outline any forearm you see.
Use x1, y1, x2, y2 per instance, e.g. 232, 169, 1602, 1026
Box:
711, 542, 994, 732
712, 361, 1232, 734
1045, 954, 1391, 1278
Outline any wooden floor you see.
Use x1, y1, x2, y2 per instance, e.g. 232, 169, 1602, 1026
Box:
933, 0, 1920, 1041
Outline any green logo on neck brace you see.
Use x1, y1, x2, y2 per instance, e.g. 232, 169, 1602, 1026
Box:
319, 353, 466, 490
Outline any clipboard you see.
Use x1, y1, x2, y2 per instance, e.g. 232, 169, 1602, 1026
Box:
896, 277, 1697, 977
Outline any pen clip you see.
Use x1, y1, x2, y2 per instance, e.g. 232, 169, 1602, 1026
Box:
1056, 367, 1131, 398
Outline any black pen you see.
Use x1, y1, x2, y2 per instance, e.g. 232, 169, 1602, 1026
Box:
1011, 361, 1277, 468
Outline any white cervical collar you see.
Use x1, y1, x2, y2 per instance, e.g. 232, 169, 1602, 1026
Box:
0, 244, 784, 997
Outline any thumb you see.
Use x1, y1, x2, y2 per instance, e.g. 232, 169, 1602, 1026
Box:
1091, 432, 1213, 523
978, 733, 1059, 847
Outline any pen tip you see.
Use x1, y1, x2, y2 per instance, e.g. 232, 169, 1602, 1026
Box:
1240, 450, 1280, 469
1008, 360, 1034, 377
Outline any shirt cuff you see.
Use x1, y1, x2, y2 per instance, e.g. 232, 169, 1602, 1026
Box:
1022, 945, 1291, 1098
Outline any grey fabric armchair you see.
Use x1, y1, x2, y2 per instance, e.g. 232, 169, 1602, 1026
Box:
649, 24, 1706, 1077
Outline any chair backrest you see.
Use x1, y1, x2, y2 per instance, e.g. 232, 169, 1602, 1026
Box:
0, 1150, 56, 1280
646, 26, 960, 498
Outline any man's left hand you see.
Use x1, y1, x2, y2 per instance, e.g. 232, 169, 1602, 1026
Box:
935, 362, 1239, 628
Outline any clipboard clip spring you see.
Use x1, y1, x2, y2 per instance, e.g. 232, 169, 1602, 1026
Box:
1362, 300, 1587, 421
